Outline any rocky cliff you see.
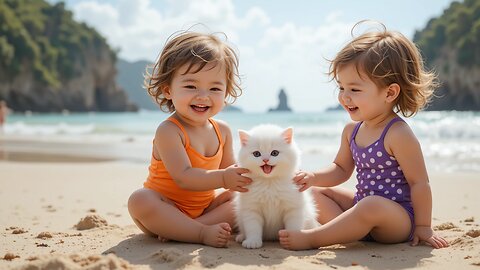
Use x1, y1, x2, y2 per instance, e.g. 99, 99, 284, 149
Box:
425, 49, 480, 110
0, 0, 136, 112
414, 0, 480, 111
117, 59, 158, 111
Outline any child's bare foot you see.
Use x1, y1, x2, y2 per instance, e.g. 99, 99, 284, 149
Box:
199, 223, 231, 248
278, 229, 316, 250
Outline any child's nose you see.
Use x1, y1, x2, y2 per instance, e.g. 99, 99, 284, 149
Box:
340, 92, 351, 102
196, 89, 209, 99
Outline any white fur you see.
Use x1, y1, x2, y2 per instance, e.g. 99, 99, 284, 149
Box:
234, 124, 318, 249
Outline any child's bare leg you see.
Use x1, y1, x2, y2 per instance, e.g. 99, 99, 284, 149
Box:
128, 188, 231, 247
310, 187, 355, 224
279, 196, 412, 250
196, 190, 236, 227
154, 190, 235, 242
131, 217, 169, 242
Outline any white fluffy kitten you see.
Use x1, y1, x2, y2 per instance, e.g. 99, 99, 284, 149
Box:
234, 124, 318, 249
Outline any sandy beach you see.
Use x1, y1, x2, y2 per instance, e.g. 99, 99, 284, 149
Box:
1, 140, 479, 270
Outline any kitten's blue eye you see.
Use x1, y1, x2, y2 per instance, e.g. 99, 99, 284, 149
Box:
252, 151, 261, 157
271, 150, 279, 156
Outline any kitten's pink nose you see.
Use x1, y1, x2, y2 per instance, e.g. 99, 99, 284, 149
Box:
263, 159, 269, 163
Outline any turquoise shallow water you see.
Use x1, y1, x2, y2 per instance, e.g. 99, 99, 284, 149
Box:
4, 110, 480, 172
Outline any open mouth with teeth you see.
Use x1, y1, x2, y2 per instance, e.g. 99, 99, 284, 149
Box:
261, 164, 274, 174
346, 106, 358, 112
191, 105, 210, 112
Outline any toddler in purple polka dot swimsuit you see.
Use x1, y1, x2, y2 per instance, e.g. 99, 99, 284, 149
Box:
351, 117, 415, 241
278, 21, 449, 251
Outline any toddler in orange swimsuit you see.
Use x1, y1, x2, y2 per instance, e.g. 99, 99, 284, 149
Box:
128, 31, 252, 248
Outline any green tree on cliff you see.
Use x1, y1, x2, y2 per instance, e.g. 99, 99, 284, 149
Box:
414, 0, 480, 111
0, 0, 115, 87
414, 0, 480, 67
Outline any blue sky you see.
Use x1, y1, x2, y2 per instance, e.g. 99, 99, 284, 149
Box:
50, 0, 457, 112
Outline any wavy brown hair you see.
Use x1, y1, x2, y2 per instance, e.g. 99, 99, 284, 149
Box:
145, 31, 242, 112
329, 21, 438, 117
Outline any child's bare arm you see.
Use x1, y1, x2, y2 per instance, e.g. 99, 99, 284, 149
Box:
295, 123, 355, 191
387, 122, 431, 226
154, 122, 250, 192
217, 120, 236, 169
388, 122, 448, 248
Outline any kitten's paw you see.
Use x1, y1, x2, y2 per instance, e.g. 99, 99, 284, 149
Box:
235, 233, 245, 243
242, 238, 263, 249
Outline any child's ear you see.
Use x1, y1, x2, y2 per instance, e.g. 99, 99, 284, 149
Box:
385, 83, 400, 103
162, 85, 172, 100
238, 130, 250, 146
282, 127, 293, 144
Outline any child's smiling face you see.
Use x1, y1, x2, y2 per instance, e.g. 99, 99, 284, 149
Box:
164, 62, 227, 125
336, 63, 391, 122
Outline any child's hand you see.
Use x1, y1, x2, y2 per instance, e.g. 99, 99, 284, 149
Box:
293, 170, 315, 192
411, 226, 449, 249
223, 165, 251, 192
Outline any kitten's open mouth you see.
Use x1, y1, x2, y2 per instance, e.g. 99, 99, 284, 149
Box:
261, 164, 274, 174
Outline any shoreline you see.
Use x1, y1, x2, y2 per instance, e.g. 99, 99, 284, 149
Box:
0, 151, 115, 163
0, 135, 149, 163
2, 135, 480, 174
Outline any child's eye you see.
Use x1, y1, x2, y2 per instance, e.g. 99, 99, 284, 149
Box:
351, 88, 361, 92
271, 150, 279, 156
184, 85, 196, 89
338, 86, 344, 91
252, 151, 261, 157
210, 88, 222, 92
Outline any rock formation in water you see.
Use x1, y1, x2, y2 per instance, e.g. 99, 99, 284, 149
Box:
268, 88, 292, 112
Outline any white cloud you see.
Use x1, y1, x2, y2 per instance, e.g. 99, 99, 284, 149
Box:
73, 1, 118, 28
238, 17, 353, 112
69, 0, 352, 112
236, 7, 270, 29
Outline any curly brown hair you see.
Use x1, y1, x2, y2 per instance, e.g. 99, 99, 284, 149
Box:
144, 31, 242, 112
329, 22, 438, 117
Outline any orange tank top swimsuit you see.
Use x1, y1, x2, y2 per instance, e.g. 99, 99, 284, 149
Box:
143, 117, 224, 219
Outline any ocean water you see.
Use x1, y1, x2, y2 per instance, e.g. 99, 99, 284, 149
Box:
3, 110, 480, 173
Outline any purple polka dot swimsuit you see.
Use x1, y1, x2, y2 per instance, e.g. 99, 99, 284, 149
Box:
350, 117, 415, 241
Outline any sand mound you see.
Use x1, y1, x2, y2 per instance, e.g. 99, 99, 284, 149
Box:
3, 253, 20, 261
465, 229, 480, 238
12, 228, 28, 234
15, 253, 133, 270
74, 215, 108, 230
463, 217, 475, 222
36, 232, 53, 239
434, 222, 457, 230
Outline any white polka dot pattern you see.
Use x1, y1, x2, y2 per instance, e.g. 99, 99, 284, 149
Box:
350, 119, 411, 204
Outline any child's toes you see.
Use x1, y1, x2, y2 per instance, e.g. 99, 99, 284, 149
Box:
219, 223, 232, 233
278, 230, 289, 239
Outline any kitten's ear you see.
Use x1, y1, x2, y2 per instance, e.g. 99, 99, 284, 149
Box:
238, 130, 250, 146
282, 127, 293, 144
